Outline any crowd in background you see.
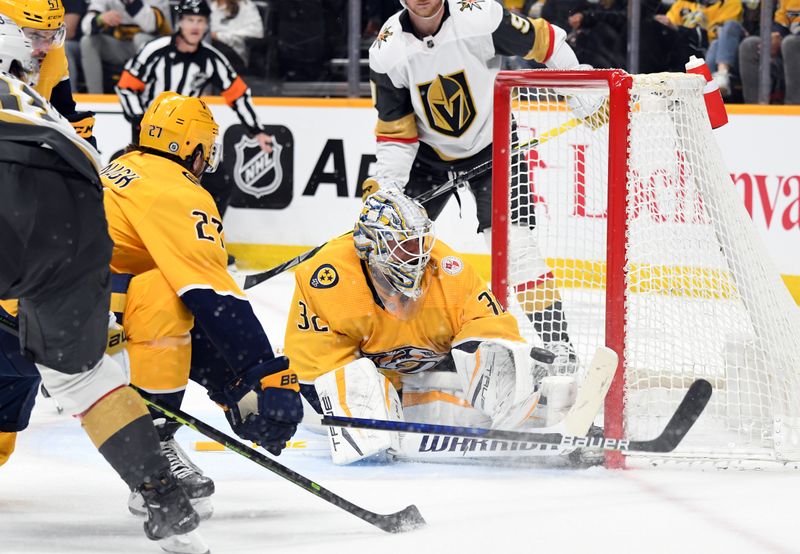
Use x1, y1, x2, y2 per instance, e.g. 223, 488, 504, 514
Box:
63, 0, 799, 104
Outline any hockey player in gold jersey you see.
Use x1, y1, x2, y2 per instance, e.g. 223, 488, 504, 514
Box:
363, 0, 606, 376
0, 18, 206, 552
0, 0, 96, 139
284, 190, 576, 464
101, 91, 302, 522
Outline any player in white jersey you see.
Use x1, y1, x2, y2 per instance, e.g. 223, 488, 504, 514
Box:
0, 16, 207, 553
363, 0, 603, 373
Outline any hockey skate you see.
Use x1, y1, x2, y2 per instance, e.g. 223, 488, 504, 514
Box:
139, 471, 209, 554
130, 438, 215, 521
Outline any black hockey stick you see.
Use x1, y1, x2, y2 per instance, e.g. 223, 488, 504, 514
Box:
0, 309, 425, 532
134, 388, 426, 534
241, 118, 582, 290
322, 378, 712, 454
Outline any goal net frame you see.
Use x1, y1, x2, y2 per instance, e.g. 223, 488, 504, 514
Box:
491, 68, 800, 469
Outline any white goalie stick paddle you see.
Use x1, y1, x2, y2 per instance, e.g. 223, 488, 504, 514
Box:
321, 379, 713, 454
547, 345, 618, 436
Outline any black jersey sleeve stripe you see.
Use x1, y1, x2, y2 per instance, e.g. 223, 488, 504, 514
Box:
491, 10, 554, 62
370, 69, 414, 122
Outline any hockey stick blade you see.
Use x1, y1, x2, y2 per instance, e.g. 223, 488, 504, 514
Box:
321, 378, 712, 454
627, 378, 712, 452
134, 388, 426, 533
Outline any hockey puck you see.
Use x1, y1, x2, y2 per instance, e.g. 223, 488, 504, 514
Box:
530, 346, 556, 364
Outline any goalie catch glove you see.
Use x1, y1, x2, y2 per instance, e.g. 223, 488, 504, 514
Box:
209, 356, 303, 455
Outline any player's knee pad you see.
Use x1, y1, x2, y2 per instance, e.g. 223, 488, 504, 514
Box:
401, 370, 490, 428
36, 355, 129, 416
314, 358, 402, 465
124, 270, 193, 393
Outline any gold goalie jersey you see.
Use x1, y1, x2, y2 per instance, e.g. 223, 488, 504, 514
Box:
101, 151, 242, 299
285, 235, 523, 383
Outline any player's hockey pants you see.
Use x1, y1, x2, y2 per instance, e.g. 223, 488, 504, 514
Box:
0, 146, 113, 374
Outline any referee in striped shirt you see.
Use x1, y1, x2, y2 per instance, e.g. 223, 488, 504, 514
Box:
116, 0, 272, 213
117, 0, 269, 145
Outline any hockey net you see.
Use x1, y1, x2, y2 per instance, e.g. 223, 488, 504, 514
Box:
491, 69, 800, 468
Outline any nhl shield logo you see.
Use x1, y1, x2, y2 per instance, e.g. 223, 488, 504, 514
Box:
233, 135, 283, 198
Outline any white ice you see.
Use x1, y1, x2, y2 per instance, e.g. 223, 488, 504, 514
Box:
2, 274, 799, 554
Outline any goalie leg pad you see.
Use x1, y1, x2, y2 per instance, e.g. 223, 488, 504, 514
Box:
401, 370, 490, 428
537, 375, 578, 427
451, 339, 541, 429
314, 358, 402, 465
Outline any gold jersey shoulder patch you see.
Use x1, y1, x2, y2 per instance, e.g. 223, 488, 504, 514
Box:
440, 255, 464, 275
310, 263, 339, 289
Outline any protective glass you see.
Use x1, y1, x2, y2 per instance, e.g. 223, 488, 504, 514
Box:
22, 25, 66, 55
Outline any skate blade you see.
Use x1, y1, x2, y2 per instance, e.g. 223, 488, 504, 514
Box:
158, 530, 210, 554
130, 495, 214, 521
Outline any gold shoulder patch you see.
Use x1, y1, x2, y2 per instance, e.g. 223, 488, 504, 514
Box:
310, 264, 339, 289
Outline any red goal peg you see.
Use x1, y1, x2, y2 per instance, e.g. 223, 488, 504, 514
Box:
685, 55, 729, 130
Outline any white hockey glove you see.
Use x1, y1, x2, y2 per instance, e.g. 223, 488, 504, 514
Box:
564, 65, 609, 131
314, 358, 403, 465
451, 339, 544, 429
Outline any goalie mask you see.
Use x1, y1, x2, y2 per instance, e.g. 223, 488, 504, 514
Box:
354, 190, 435, 317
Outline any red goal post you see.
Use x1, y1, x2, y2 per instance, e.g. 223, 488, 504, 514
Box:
491, 69, 800, 468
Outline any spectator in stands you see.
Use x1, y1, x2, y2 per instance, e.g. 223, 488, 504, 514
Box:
209, 0, 263, 73
707, 18, 745, 97
64, 0, 86, 92
364, 0, 401, 38
655, 0, 742, 71
739, 0, 800, 103
566, 0, 627, 69
80, 0, 171, 93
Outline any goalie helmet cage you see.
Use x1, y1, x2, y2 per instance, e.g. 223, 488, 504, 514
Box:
491, 69, 800, 469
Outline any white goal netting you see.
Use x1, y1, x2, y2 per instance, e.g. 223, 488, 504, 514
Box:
493, 70, 800, 466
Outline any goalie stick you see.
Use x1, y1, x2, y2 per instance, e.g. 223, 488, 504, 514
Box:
242, 117, 582, 290
0, 318, 426, 533
321, 378, 712, 454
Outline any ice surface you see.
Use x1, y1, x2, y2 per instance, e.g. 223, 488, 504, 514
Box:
2, 274, 799, 553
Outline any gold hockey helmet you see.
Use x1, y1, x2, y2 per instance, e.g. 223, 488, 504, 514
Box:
0, 0, 65, 55
139, 91, 221, 173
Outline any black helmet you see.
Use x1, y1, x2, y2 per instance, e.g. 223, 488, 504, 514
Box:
175, 0, 211, 18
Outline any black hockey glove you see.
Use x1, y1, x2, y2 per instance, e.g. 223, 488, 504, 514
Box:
209, 356, 303, 455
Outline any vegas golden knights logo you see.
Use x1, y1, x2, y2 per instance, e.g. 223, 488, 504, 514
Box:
417, 71, 476, 138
